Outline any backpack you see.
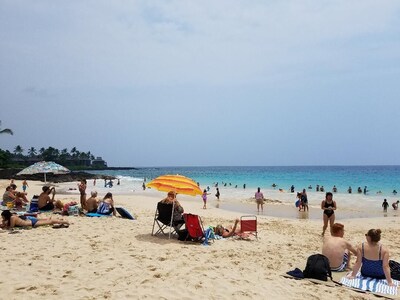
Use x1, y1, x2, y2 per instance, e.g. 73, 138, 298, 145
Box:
389, 260, 400, 280
303, 254, 332, 281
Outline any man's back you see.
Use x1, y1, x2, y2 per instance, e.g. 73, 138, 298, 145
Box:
322, 236, 349, 269
38, 192, 50, 208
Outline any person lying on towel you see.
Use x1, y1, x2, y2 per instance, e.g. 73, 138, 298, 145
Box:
1, 210, 69, 229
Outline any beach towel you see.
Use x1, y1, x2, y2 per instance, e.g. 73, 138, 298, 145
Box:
202, 227, 215, 246
340, 272, 399, 296
86, 213, 112, 218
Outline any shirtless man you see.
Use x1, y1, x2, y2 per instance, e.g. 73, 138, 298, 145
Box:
38, 186, 63, 211
85, 191, 99, 213
322, 223, 357, 272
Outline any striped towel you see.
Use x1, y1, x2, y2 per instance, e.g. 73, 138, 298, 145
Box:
340, 272, 399, 296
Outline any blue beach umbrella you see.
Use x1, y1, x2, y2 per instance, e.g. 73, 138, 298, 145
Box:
17, 161, 70, 183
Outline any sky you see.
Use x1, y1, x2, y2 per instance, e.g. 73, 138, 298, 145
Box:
1, 1, 400, 167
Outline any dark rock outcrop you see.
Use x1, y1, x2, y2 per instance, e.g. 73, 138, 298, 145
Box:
0, 168, 115, 183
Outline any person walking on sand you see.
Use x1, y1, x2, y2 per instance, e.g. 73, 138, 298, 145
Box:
382, 199, 389, 212
22, 180, 28, 193
322, 223, 357, 272
255, 187, 265, 213
202, 189, 210, 209
321, 192, 337, 236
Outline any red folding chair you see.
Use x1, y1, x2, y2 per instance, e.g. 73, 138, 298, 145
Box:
182, 213, 205, 242
240, 215, 257, 239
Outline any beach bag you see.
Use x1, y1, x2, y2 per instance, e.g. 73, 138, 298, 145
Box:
68, 205, 79, 216
389, 260, 400, 280
97, 202, 111, 215
177, 229, 191, 241
303, 254, 332, 281
29, 195, 39, 212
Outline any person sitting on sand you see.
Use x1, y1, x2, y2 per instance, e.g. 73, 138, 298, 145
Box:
85, 191, 99, 213
97, 192, 116, 216
1, 210, 69, 229
347, 229, 394, 286
38, 186, 63, 211
10, 184, 29, 206
322, 223, 357, 272
160, 191, 184, 222
2, 186, 16, 207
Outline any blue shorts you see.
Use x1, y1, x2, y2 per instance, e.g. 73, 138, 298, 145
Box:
26, 216, 38, 227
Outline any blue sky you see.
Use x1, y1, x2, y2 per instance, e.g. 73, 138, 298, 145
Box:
1, 1, 400, 167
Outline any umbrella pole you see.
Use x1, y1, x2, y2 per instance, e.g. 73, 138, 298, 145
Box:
44, 173, 47, 183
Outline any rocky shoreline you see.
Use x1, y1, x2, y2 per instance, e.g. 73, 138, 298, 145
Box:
0, 168, 116, 183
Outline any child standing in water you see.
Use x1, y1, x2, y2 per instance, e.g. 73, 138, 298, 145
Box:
202, 189, 210, 209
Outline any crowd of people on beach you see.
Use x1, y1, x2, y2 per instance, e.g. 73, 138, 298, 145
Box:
2, 177, 400, 290
0, 178, 121, 230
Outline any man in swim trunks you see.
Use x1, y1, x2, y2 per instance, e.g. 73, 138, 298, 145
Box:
38, 186, 63, 211
322, 223, 357, 272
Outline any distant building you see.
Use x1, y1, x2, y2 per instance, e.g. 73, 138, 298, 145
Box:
91, 157, 107, 168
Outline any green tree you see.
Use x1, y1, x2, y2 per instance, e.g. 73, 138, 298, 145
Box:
70, 147, 77, 157
39, 147, 45, 157
14, 145, 24, 156
0, 149, 12, 167
28, 147, 37, 157
0, 121, 13, 135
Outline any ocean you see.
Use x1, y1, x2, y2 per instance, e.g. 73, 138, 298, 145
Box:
85, 165, 400, 219
88, 165, 400, 195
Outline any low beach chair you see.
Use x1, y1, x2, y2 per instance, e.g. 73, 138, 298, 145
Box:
240, 215, 258, 239
182, 213, 206, 242
152, 201, 184, 239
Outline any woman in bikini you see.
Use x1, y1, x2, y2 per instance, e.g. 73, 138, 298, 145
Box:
1, 210, 69, 229
214, 219, 248, 238
347, 229, 394, 286
321, 192, 336, 236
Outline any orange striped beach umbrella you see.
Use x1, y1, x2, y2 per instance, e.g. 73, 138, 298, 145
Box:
146, 174, 202, 196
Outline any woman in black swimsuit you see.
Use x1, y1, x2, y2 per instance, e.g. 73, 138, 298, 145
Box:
321, 192, 337, 236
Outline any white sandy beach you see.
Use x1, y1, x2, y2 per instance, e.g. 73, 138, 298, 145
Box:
1, 179, 400, 300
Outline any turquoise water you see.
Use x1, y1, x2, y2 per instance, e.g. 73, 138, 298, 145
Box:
88, 165, 400, 196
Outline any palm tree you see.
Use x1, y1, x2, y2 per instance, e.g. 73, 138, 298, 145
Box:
0, 121, 13, 135
28, 147, 37, 157
70, 147, 77, 157
39, 147, 46, 158
14, 145, 24, 156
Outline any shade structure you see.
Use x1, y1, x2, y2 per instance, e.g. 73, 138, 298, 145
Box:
146, 174, 202, 196
17, 161, 70, 183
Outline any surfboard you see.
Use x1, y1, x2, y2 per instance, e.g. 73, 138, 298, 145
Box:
116, 207, 135, 220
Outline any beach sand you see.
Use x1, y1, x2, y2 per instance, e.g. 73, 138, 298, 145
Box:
1, 179, 399, 299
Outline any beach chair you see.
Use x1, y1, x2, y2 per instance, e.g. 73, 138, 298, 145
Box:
152, 201, 184, 239
240, 215, 257, 239
182, 213, 206, 242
